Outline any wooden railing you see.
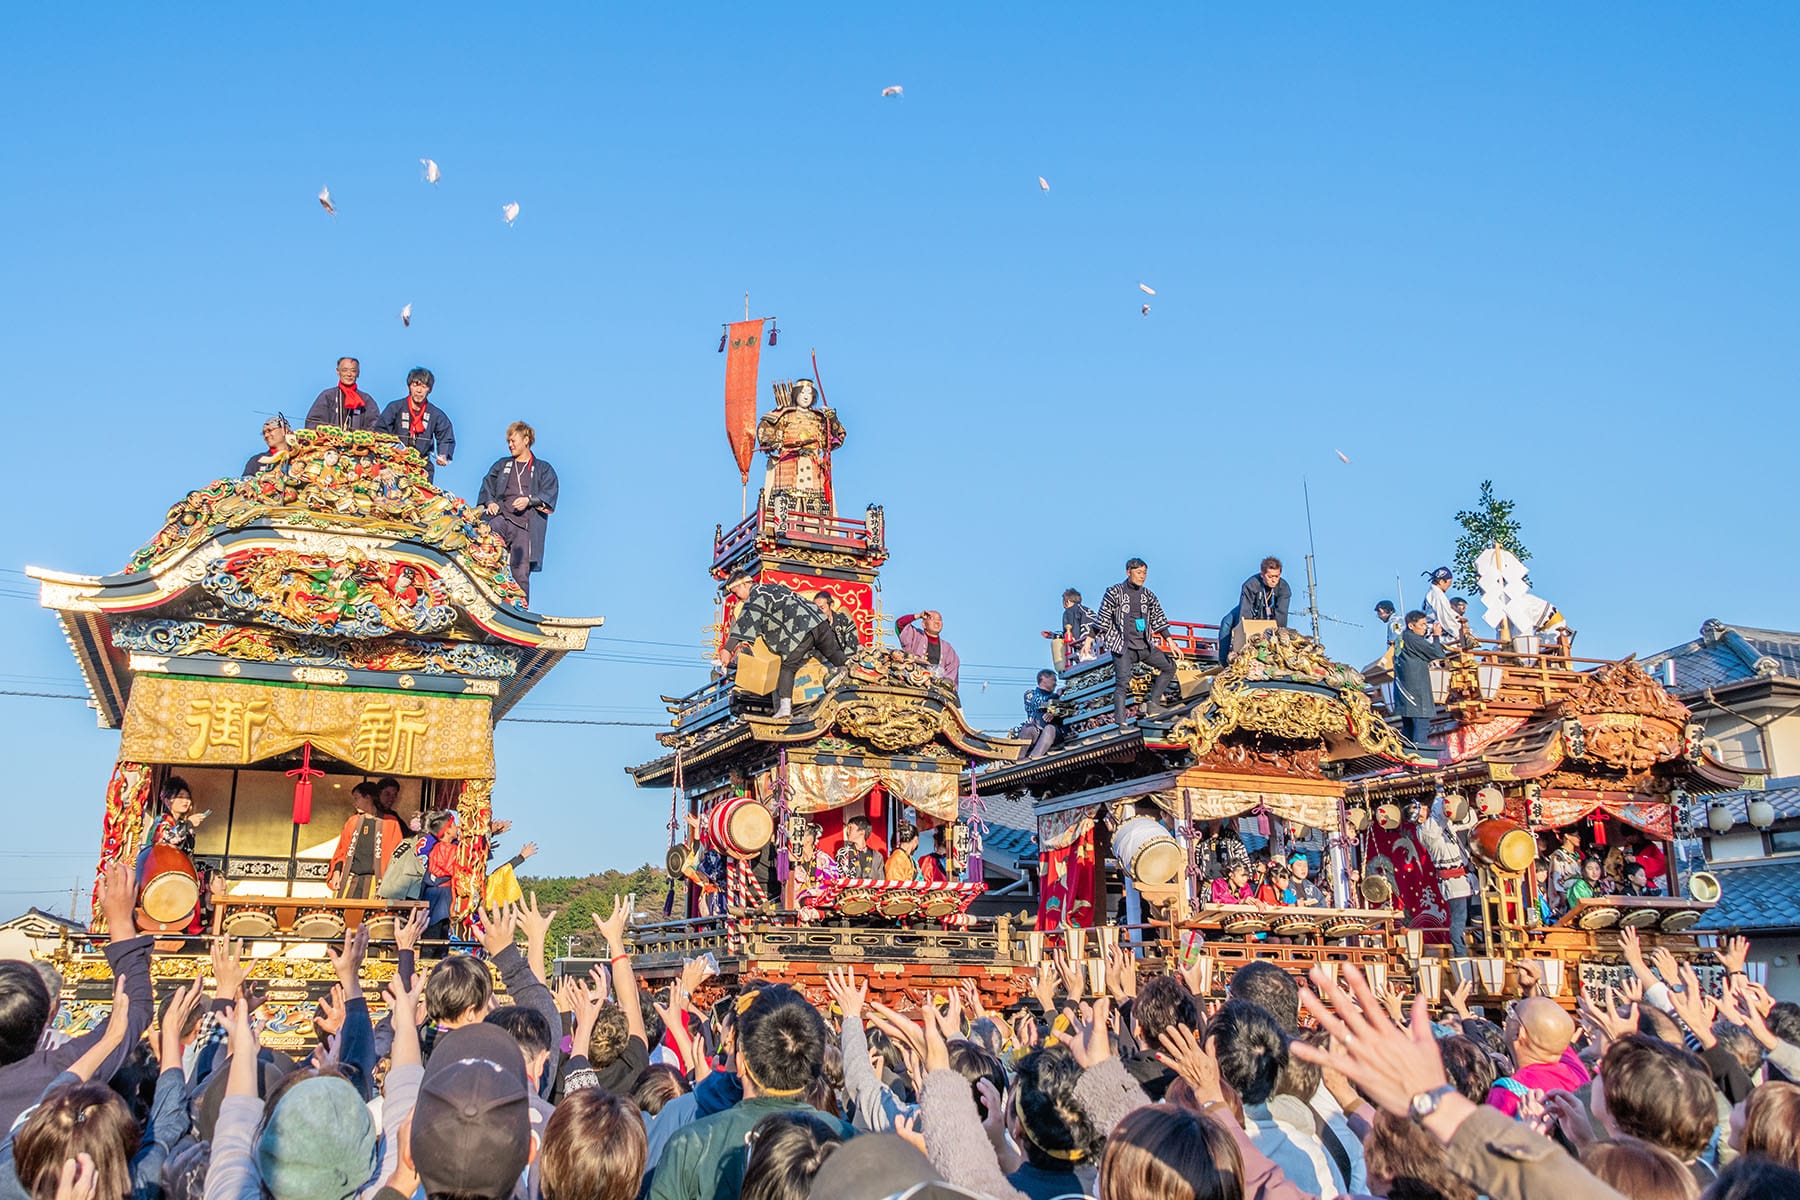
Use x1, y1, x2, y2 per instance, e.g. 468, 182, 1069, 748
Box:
712, 508, 877, 569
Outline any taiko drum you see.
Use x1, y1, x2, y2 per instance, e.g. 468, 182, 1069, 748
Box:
707, 795, 774, 860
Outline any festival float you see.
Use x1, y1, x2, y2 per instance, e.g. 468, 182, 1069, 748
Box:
624, 321, 1031, 1007
29, 428, 601, 1046
1345, 550, 1764, 1010
974, 623, 1417, 998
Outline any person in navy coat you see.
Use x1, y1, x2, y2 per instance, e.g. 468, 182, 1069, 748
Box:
304, 357, 383, 431
379, 367, 455, 481
478, 421, 559, 604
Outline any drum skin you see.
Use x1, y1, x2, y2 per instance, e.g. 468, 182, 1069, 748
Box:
294, 909, 346, 939
1113, 816, 1181, 886
222, 907, 277, 938
140, 845, 199, 923
708, 796, 774, 860
1472, 819, 1535, 874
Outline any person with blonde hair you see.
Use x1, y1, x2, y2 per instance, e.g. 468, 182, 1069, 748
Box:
478, 421, 559, 605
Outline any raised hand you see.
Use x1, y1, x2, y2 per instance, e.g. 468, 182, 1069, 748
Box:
1618, 925, 1651, 977
1668, 963, 1718, 1047
1515, 960, 1543, 997
68, 978, 133, 1082
52, 1154, 100, 1200
1030, 961, 1058, 1013
1649, 945, 1681, 986
1543, 1089, 1596, 1150
826, 967, 867, 1020
1291, 965, 1458, 1125
395, 908, 428, 953
894, 1112, 928, 1156
554, 975, 582, 1017
570, 977, 606, 1053
593, 895, 631, 954
958, 979, 987, 1023
1156, 1022, 1226, 1106
519, 893, 557, 944
477, 902, 520, 956
1105, 945, 1139, 1001
865, 999, 927, 1065
98, 859, 135, 942
327, 925, 370, 998
155, 977, 204, 1070
1379, 979, 1408, 1024
586, 964, 612, 1006
1445, 978, 1474, 1021
316, 984, 347, 1036
1715, 935, 1751, 976
210, 936, 248, 1000
1618, 974, 1646, 1008
1055, 997, 1115, 1069
1054, 948, 1085, 1003
1576, 988, 1637, 1047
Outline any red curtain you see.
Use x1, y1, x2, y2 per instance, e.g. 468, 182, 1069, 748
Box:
723, 320, 766, 484
1364, 824, 1453, 944
1038, 828, 1099, 932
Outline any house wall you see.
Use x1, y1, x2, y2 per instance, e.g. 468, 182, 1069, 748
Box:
1752, 937, 1800, 1003
1766, 710, 1800, 777
1694, 701, 1800, 776
1706, 830, 1767, 864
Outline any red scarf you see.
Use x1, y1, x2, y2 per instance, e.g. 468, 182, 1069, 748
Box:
407, 397, 427, 438
341, 381, 365, 413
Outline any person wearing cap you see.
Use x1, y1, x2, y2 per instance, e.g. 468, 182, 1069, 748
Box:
400, 1023, 536, 1200
1425, 567, 1468, 648
647, 985, 853, 1200
718, 571, 848, 720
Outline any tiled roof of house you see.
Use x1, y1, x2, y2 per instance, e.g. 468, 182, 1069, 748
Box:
971, 789, 1037, 872
1695, 858, 1800, 934
1640, 620, 1800, 694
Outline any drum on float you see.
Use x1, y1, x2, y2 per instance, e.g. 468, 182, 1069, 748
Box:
139, 845, 200, 925
221, 906, 278, 939
294, 909, 347, 940
1471, 819, 1536, 874
707, 796, 774, 860
1112, 816, 1183, 886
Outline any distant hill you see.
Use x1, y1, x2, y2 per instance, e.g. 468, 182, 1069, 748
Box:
517, 864, 686, 959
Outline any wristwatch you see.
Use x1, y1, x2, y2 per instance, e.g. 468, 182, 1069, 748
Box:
1408, 1085, 1458, 1123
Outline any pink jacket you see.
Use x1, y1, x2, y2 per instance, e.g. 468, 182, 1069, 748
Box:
896, 614, 960, 690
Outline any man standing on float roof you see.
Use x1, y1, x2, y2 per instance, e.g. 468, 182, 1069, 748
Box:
304, 356, 383, 431
380, 366, 455, 481
479, 421, 559, 605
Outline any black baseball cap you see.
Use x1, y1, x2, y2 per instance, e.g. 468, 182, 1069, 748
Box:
410, 1024, 532, 1200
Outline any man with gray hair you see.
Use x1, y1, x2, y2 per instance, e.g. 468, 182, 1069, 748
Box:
304, 356, 382, 431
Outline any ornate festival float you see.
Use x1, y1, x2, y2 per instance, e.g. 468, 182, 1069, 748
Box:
623, 320, 1031, 1006
1344, 549, 1763, 1011
30, 427, 601, 1044
975, 619, 1417, 1000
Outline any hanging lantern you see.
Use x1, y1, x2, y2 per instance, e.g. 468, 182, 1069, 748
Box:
1346, 805, 1370, 833
1475, 785, 1505, 818
1748, 799, 1776, 831
1376, 803, 1403, 831
1707, 803, 1735, 834
1445, 790, 1471, 824
1477, 664, 1504, 700
1429, 663, 1451, 704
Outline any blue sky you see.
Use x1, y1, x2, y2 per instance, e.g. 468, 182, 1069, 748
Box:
3, 6, 1796, 917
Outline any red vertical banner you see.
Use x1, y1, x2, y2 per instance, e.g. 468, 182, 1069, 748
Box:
1038, 832, 1098, 932
1364, 824, 1452, 944
723, 320, 766, 484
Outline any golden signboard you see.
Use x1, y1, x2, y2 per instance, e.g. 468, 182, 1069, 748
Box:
121, 675, 493, 779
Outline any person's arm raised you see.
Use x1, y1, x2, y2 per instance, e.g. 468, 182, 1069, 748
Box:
593, 895, 646, 1043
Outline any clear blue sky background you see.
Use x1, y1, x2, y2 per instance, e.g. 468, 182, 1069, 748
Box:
3, 7, 1796, 918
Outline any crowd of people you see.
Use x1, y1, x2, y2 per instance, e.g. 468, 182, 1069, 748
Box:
242, 357, 560, 604
6, 860, 1799, 1200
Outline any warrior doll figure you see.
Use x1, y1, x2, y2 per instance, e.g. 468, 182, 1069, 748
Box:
755, 379, 845, 516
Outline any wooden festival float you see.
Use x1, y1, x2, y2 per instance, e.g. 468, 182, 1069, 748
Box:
1345, 643, 1763, 1012
973, 626, 1417, 999
29, 427, 601, 1047
624, 344, 1031, 1007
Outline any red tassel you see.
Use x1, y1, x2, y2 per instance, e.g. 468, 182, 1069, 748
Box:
286, 742, 324, 825
1592, 817, 1606, 846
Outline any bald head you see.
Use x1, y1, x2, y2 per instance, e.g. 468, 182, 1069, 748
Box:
1509, 997, 1576, 1066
